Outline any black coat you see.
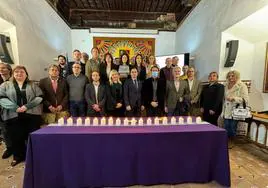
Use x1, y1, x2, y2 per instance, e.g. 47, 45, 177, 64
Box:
99, 63, 119, 84
200, 82, 224, 115
142, 78, 166, 110
123, 78, 142, 108
105, 83, 123, 111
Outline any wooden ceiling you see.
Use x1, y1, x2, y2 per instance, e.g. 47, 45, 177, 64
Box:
46, 0, 200, 31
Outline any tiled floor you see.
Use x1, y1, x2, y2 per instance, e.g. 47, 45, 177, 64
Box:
0, 139, 267, 188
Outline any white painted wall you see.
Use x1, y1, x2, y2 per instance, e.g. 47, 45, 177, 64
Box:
175, 0, 268, 80
71, 29, 176, 60
0, 0, 71, 80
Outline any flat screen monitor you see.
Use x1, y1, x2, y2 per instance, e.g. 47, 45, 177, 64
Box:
156, 53, 189, 69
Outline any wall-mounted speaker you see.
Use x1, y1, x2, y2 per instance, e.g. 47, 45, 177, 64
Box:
0, 34, 14, 64
224, 40, 239, 67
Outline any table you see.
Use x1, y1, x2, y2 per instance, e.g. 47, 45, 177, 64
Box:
23, 124, 230, 188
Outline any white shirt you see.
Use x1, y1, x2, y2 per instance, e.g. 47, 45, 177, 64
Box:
94, 84, 99, 104
188, 79, 194, 91
174, 80, 180, 92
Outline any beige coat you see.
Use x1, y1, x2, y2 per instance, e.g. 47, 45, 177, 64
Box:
222, 81, 249, 119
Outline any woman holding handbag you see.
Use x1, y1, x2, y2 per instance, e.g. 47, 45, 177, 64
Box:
222, 70, 249, 148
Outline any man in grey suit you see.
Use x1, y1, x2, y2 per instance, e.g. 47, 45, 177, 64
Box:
124, 67, 144, 117
165, 67, 190, 116
186, 66, 203, 116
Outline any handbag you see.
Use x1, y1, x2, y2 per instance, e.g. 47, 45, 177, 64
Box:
232, 98, 252, 122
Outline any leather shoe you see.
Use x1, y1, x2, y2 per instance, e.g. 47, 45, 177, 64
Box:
2, 149, 12, 159
11, 159, 23, 167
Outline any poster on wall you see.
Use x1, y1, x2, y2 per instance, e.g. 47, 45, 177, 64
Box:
263, 43, 268, 93
93, 37, 155, 63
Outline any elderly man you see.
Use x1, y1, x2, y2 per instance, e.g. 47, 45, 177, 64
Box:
201, 72, 224, 126
186, 66, 202, 116
39, 64, 69, 124
165, 66, 189, 116
172, 56, 179, 67
160, 57, 173, 81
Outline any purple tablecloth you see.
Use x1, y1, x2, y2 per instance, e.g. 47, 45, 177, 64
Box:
23, 125, 230, 188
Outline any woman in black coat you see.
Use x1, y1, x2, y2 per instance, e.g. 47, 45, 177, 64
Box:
133, 54, 146, 82
99, 53, 118, 84
105, 70, 124, 117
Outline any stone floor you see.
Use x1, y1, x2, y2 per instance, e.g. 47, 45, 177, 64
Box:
0, 140, 268, 188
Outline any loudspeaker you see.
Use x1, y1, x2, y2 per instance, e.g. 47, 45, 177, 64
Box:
0, 34, 14, 64
224, 40, 239, 67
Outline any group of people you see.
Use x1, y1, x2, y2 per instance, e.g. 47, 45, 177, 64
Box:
0, 47, 249, 166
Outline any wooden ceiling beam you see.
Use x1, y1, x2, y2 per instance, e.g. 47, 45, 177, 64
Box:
70, 8, 173, 14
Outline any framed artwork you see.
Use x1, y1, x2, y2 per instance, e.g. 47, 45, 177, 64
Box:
93, 37, 155, 61
263, 43, 268, 92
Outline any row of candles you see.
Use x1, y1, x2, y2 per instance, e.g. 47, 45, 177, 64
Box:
57, 116, 202, 126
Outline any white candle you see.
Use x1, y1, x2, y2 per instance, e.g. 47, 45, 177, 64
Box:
108, 117, 114, 126
116, 118, 121, 126
171, 117, 176, 124
85, 117, 90, 125
154, 117, 159, 125
124, 118, 129, 126
58, 117, 64, 125
147, 118, 152, 125
162, 117, 168, 125
101, 117, 106, 125
187, 117, 192, 124
196, 116, 202, 123
138, 118, 143, 126
179, 117, 184, 124
131, 118, 136, 126
67, 117, 73, 126
93, 117, 99, 126
76, 117, 82, 126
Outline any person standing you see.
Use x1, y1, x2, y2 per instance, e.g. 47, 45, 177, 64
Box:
124, 67, 144, 117
66, 63, 88, 117
160, 58, 173, 81
67, 49, 85, 75
57, 55, 68, 79
200, 72, 224, 126
39, 64, 69, 124
0, 66, 43, 166
85, 71, 106, 116
165, 67, 190, 116
85, 47, 101, 82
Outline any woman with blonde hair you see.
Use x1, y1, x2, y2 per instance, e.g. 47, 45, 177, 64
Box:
105, 70, 124, 117
0, 66, 43, 166
222, 70, 249, 148
146, 55, 159, 78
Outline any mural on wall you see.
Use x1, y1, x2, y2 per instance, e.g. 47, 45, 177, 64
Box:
93, 37, 155, 62
263, 43, 268, 93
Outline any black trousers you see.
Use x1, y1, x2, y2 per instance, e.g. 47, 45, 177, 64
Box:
126, 105, 141, 117
5, 113, 41, 160
203, 110, 220, 126
0, 120, 12, 149
147, 106, 164, 117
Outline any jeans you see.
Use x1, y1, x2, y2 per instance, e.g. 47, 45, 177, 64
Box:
224, 119, 238, 137
70, 100, 86, 117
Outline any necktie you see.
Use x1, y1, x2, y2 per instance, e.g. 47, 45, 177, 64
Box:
52, 80, 57, 93
134, 80, 138, 89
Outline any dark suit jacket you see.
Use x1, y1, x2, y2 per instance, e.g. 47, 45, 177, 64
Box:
135, 65, 147, 82
124, 78, 142, 108
142, 78, 166, 110
160, 66, 173, 81
99, 62, 119, 83
105, 82, 123, 111
200, 82, 224, 115
85, 83, 106, 114
39, 77, 68, 112
67, 61, 85, 76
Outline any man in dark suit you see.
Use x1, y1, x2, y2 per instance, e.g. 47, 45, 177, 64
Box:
85, 71, 106, 116
165, 66, 190, 116
201, 72, 224, 126
39, 64, 69, 124
124, 67, 144, 117
67, 49, 85, 76
160, 57, 173, 81
142, 66, 166, 116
